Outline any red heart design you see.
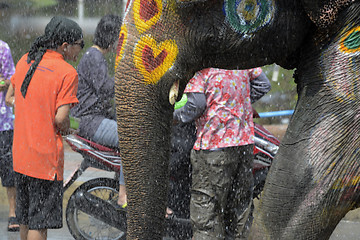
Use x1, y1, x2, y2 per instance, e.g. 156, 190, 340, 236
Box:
140, 0, 159, 22
116, 33, 125, 57
134, 35, 178, 84
142, 45, 168, 72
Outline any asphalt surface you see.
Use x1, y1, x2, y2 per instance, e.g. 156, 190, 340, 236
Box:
1, 147, 360, 239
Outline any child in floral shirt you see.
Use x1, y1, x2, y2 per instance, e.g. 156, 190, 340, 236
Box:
174, 67, 270, 240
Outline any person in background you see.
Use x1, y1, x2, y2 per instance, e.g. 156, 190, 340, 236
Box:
69, 14, 127, 208
0, 40, 18, 232
174, 68, 271, 240
5, 16, 83, 240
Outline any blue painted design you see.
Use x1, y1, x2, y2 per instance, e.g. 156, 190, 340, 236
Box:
224, 0, 275, 34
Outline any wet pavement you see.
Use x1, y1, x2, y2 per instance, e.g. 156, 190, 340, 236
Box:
1, 148, 360, 239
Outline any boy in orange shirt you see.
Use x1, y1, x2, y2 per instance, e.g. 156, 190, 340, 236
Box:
5, 16, 83, 240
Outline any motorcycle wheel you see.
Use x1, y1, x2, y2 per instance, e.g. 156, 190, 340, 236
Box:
66, 178, 125, 240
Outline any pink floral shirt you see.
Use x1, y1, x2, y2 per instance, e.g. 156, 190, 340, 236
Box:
184, 67, 262, 150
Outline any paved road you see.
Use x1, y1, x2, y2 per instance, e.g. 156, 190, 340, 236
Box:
1, 149, 360, 239
1, 210, 360, 240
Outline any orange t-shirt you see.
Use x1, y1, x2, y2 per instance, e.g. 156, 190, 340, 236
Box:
11, 50, 79, 181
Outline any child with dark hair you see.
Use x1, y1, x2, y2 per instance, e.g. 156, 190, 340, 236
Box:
93, 14, 122, 50
70, 14, 127, 207
5, 16, 83, 240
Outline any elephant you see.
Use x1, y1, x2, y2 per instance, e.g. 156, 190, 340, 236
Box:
114, 0, 360, 239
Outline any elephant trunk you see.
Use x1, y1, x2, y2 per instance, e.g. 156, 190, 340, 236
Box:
250, 86, 359, 239
115, 75, 172, 239
250, 5, 360, 237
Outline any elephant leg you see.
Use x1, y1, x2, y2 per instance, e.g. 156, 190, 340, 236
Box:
250, 84, 360, 240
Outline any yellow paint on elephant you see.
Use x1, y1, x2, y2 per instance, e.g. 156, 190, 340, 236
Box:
332, 176, 360, 190
115, 24, 128, 71
134, 35, 178, 84
340, 26, 360, 53
133, 0, 162, 34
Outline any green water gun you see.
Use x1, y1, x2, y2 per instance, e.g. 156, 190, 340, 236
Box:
174, 94, 188, 110
69, 116, 80, 130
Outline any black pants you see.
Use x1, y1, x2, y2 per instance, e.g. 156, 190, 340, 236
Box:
15, 173, 63, 229
167, 122, 196, 240
0, 130, 15, 187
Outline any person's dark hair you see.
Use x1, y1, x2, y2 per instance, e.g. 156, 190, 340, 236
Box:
21, 16, 83, 97
93, 14, 122, 49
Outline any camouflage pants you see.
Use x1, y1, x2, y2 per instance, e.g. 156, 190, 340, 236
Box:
190, 145, 254, 240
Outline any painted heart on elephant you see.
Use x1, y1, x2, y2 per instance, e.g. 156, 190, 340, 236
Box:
134, 35, 178, 84
114, 0, 360, 239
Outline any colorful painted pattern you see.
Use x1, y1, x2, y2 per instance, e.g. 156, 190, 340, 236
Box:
224, 0, 275, 34
333, 175, 360, 190
115, 0, 179, 85
134, 35, 178, 84
133, 0, 162, 34
340, 26, 360, 54
322, 25, 360, 103
309, 111, 360, 192
115, 24, 128, 71
325, 50, 358, 103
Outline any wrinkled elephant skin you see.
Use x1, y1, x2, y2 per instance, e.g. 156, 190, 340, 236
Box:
114, 0, 360, 239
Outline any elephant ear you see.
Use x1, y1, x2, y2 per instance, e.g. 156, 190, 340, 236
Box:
301, 0, 354, 28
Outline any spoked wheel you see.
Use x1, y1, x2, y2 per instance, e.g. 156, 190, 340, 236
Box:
66, 178, 126, 240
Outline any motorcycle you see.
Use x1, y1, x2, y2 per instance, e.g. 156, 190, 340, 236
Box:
63, 133, 124, 240
63, 121, 280, 240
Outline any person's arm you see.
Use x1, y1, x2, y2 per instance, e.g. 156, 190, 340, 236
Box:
55, 104, 71, 134
250, 72, 271, 103
5, 83, 15, 107
173, 92, 207, 123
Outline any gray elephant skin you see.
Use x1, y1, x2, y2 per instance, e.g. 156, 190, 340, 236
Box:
114, 0, 360, 239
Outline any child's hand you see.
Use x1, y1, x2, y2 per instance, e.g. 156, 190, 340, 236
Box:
0, 75, 7, 92
58, 127, 79, 136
